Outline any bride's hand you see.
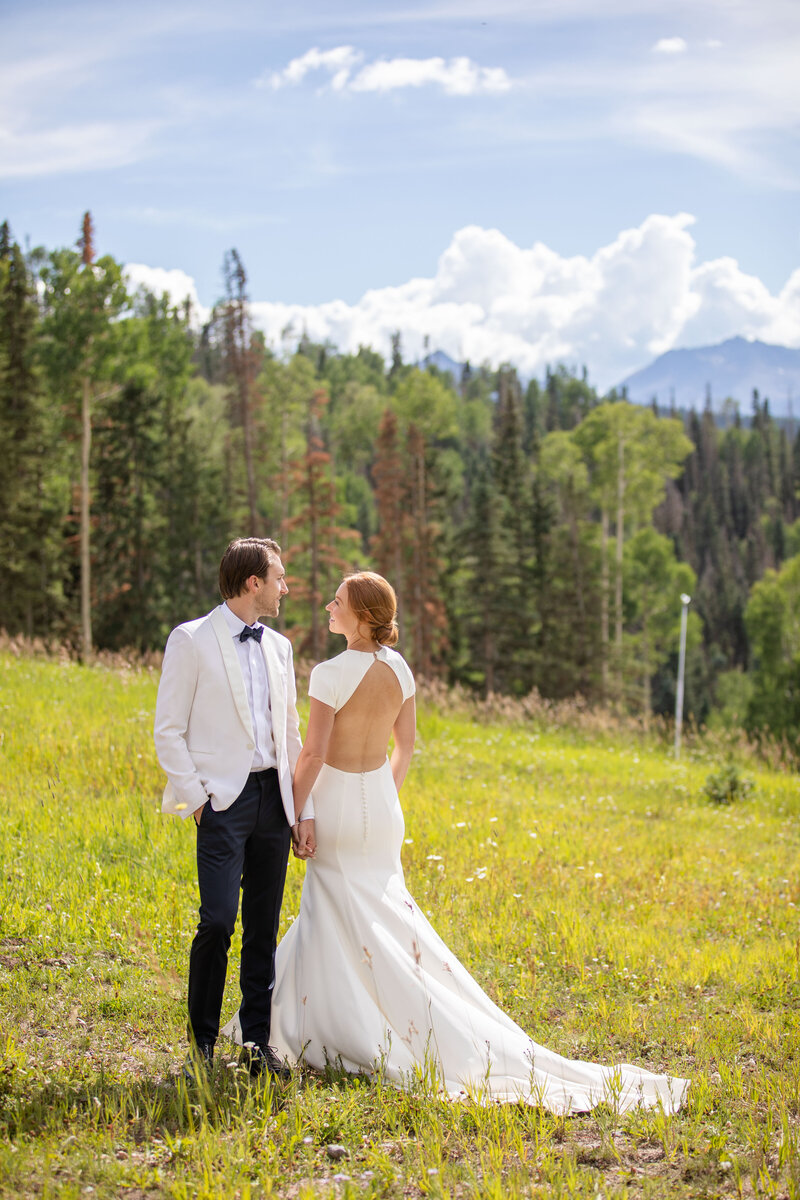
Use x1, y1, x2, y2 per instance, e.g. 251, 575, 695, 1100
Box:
292, 818, 317, 860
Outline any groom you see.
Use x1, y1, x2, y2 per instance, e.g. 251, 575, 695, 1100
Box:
154, 537, 315, 1079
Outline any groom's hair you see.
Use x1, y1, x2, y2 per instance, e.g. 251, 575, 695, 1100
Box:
219, 537, 281, 599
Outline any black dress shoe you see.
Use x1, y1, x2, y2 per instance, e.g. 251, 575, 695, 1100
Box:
182, 1042, 213, 1085
239, 1043, 292, 1080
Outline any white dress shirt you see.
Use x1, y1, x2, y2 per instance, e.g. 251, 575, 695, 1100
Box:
221, 602, 277, 771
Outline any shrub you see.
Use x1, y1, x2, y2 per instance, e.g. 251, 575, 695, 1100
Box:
702, 761, 754, 805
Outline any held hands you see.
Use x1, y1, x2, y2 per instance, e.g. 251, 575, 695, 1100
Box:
292, 819, 317, 860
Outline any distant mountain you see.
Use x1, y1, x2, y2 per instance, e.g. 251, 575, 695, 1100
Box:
618, 337, 800, 417
419, 349, 464, 378
416, 337, 800, 419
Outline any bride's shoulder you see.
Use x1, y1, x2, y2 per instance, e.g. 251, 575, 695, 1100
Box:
313, 650, 349, 668
309, 651, 348, 683
308, 651, 350, 707
382, 646, 416, 699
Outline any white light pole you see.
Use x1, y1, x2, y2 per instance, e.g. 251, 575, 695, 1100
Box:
674, 593, 691, 759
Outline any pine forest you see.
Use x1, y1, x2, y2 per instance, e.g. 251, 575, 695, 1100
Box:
3, 216, 799, 751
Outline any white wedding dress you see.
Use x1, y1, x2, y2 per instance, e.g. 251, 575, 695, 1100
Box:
224, 647, 689, 1114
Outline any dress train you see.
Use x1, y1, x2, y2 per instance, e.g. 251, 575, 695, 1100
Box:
223, 759, 689, 1115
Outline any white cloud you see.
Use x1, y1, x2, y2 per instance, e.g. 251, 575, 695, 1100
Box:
261, 45, 512, 96
652, 37, 688, 54
350, 56, 512, 95
260, 45, 363, 90
127, 216, 800, 391
124, 264, 211, 325
680, 258, 800, 349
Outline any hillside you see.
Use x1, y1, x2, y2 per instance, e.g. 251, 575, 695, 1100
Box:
1, 652, 799, 1198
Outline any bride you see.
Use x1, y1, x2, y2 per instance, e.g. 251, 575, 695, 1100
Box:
226, 571, 689, 1114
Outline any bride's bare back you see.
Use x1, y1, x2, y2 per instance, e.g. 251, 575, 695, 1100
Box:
325, 661, 404, 773
292, 645, 417, 823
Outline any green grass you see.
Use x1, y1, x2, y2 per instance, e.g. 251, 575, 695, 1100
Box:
1, 649, 798, 1198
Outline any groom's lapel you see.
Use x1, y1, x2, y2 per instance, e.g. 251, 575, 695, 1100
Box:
261, 632, 286, 746
210, 607, 254, 741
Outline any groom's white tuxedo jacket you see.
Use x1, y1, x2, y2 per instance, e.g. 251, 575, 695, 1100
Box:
154, 605, 312, 826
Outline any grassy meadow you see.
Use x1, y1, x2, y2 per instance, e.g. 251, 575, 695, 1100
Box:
0, 648, 798, 1199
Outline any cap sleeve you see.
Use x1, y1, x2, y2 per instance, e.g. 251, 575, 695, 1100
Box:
308, 660, 338, 709
393, 651, 416, 701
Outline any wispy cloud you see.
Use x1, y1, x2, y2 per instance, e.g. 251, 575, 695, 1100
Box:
0, 120, 160, 180
123, 205, 287, 232
652, 36, 688, 54
261, 46, 512, 96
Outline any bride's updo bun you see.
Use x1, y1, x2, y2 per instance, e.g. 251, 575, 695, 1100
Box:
343, 572, 399, 646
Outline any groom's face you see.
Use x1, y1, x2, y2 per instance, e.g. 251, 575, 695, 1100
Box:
256, 557, 288, 618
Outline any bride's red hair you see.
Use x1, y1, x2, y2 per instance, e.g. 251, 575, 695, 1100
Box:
343, 572, 399, 646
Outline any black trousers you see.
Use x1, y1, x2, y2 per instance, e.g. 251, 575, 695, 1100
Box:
187, 768, 291, 1049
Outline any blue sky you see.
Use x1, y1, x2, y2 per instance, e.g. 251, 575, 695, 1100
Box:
2, 0, 799, 387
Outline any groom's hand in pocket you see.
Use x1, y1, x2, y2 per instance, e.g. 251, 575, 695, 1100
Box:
193, 803, 206, 826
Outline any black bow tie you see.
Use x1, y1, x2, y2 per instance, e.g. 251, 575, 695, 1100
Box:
239, 625, 264, 644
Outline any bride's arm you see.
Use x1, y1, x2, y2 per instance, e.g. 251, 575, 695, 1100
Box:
293, 698, 336, 821
390, 696, 416, 792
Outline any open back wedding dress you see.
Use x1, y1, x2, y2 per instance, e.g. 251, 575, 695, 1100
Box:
224, 647, 689, 1114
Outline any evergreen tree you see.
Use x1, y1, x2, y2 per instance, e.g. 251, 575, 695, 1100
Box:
91, 292, 209, 647
404, 423, 448, 676
372, 408, 408, 644
219, 248, 260, 535
0, 225, 66, 636
489, 368, 535, 691
38, 214, 128, 654
537, 430, 599, 696
744, 554, 800, 749
288, 387, 359, 659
